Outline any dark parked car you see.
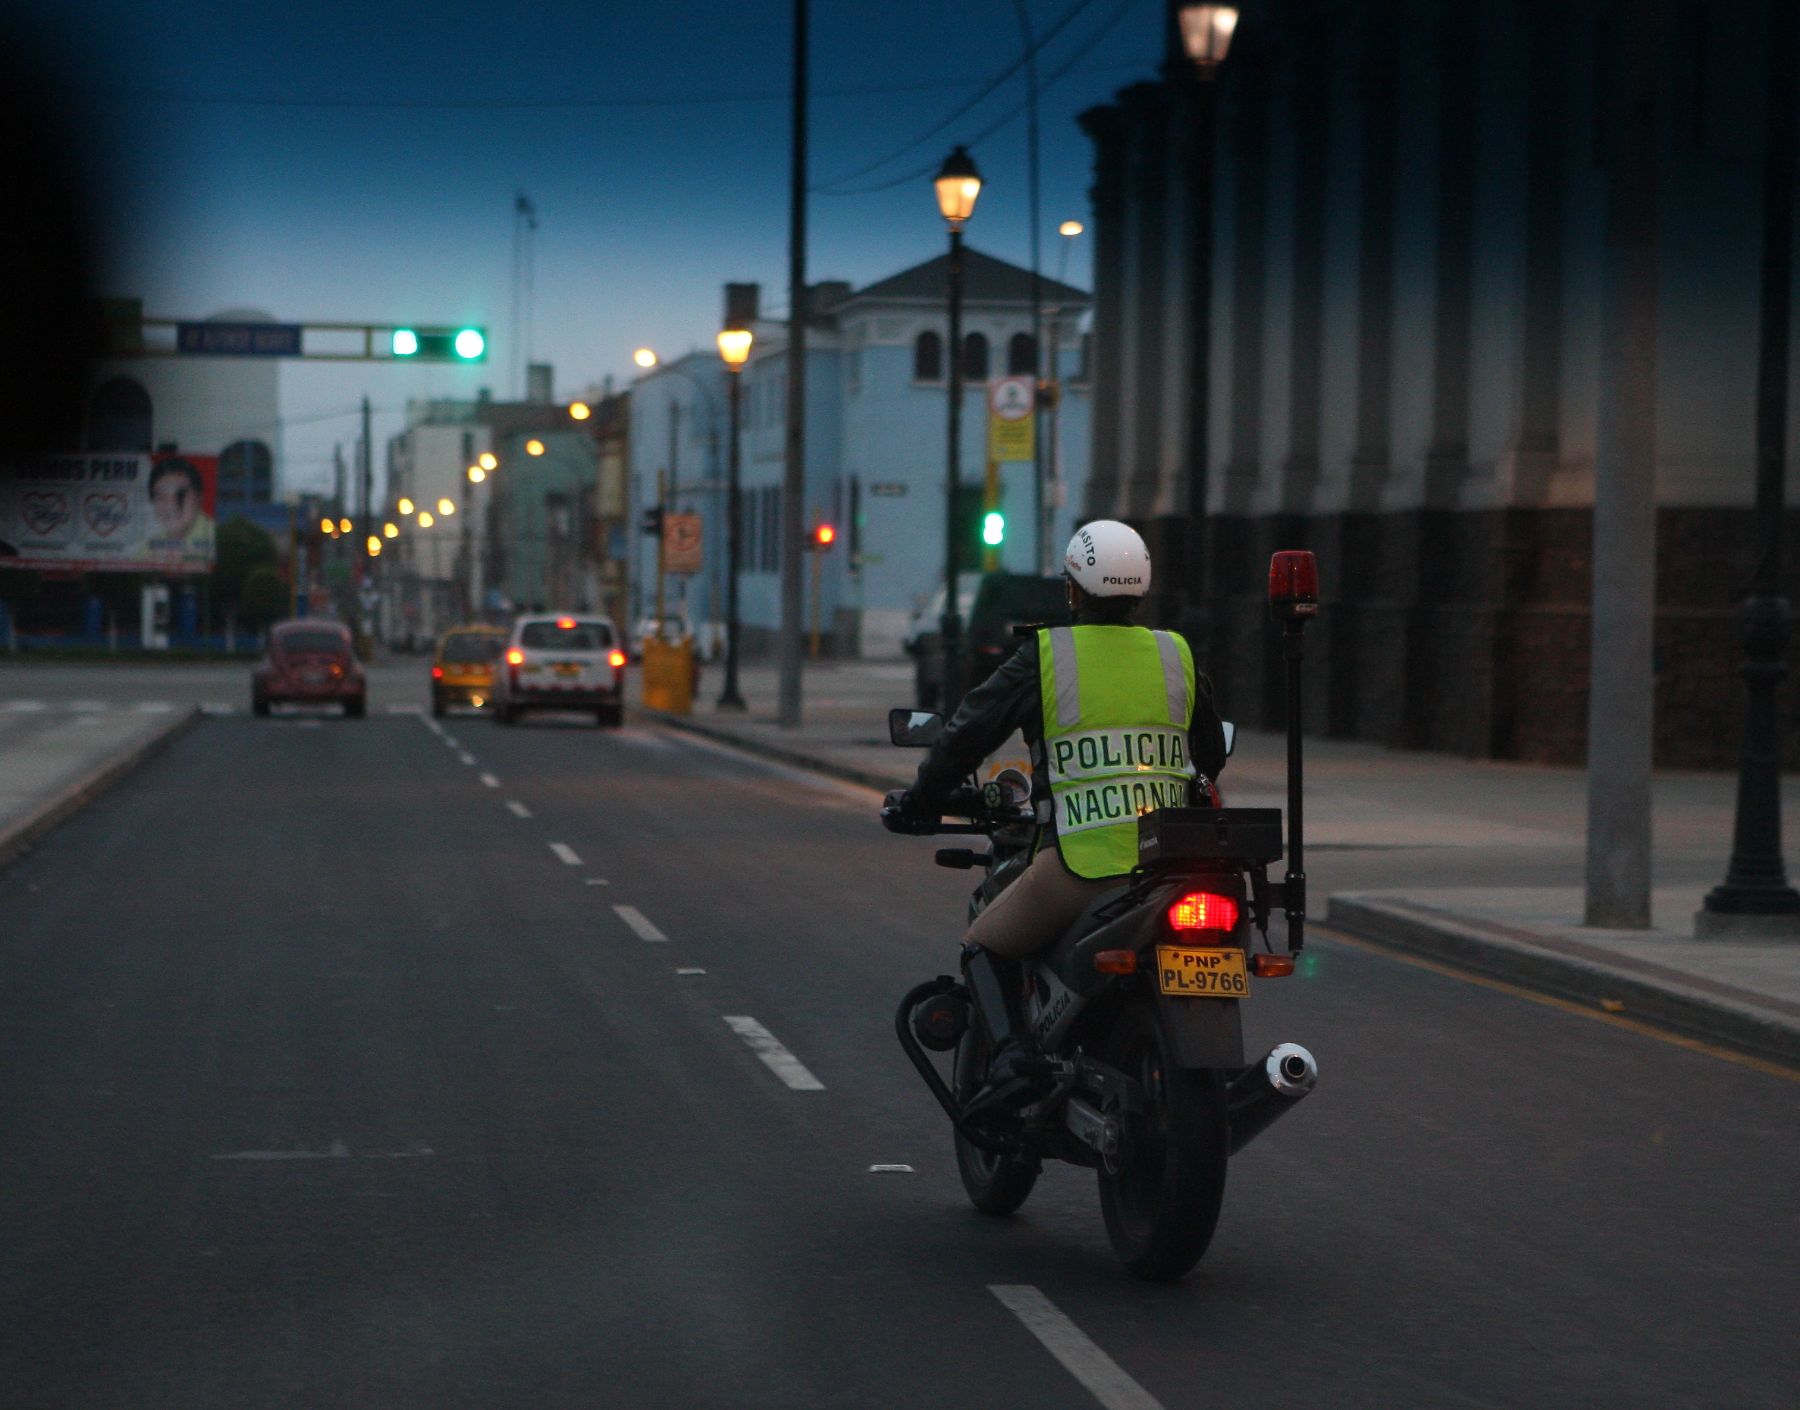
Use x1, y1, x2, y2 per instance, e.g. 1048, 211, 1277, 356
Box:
909, 572, 1070, 711
253, 619, 366, 717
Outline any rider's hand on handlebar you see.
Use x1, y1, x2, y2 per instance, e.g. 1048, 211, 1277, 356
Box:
881, 789, 939, 835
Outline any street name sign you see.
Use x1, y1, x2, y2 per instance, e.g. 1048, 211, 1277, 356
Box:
176, 322, 303, 357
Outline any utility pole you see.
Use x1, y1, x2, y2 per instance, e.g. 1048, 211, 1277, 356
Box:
1010, 0, 1045, 574
1585, 0, 1662, 929
778, 0, 809, 728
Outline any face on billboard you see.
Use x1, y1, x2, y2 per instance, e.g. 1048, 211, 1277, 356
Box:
149, 461, 203, 537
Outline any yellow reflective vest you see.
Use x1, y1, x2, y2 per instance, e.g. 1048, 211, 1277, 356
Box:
1036, 625, 1198, 879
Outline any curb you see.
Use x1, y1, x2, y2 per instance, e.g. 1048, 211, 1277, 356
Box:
637, 708, 910, 794
1327, 893, 1800, 1070
0, 707, 202, 874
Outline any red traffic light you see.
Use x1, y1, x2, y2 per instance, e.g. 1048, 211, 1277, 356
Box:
812, 523, 836, 549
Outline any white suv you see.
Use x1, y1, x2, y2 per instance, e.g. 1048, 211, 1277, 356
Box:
494, 613, 626, 727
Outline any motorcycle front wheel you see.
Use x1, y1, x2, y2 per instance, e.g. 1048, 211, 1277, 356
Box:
952, 1026, 1040, 1215
1097, 1001, 1229, 1280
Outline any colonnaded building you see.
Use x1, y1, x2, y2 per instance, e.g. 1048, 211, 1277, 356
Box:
1081, 0, 1796, 768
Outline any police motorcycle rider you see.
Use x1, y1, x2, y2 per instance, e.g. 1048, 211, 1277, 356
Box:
883, 520, 1227, 1116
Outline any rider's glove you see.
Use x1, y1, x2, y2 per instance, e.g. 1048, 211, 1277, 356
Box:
881, 788, 938, 835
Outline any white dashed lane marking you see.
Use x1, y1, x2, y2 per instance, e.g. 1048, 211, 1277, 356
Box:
612, 905, 667, 942
549, 843, 582, 866
988, 1286, 1164, 1410
479, 773, 500, 788
722, 1016, 824, 1091
1, 701, 47, 713
458, 752, 476, 765
133, 701, 175, 713
507, 801, 532, 819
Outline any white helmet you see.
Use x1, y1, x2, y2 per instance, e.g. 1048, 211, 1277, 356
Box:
1063, 519, 1152, 598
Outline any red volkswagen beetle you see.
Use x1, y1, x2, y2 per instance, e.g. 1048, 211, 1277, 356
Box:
253, 619, 366, 718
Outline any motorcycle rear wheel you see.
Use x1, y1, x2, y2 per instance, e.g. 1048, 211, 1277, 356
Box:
1097, 1002, 1229, 1280
952, 1027, 1040, 1215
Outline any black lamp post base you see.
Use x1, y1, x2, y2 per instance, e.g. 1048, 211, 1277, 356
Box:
715, 692, 747, 713
1696, 881, 1800, 939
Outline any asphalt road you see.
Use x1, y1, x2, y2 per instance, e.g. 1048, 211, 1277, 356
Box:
0, 703, 1795, 1409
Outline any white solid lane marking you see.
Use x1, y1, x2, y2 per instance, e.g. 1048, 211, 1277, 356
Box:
458, 752, 476, 765
201, 702, 234, 715
722, 1016, 825, 1091
612, 905, 667, 942
479, 772, 500, 788
2, 700, 46, 712
869, 1164, 915, 1173
675, 967, 706, 975
583, 877, 610, 886
133, 701, 175, 713
507, 801, 532, 819
69, 700, 107, 712
549, 842, 582, 866
988, 1286, 1164, 1410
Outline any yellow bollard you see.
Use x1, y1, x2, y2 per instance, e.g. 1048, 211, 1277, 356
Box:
642, 635, 696, 713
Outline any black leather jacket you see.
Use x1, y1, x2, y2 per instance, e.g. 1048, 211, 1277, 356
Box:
906, 622, 1228, 832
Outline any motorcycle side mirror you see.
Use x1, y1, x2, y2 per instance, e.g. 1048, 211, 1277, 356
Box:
889, 708, 945, 747
1221, 721, 1236, 757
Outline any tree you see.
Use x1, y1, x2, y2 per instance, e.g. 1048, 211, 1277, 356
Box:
213, 516, 277, 614
238, 565, 287, 629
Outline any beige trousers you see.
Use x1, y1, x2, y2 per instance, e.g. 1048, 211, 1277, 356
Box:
965, 846, 1121, 958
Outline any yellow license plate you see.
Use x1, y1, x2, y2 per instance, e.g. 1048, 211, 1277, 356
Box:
553, 662, 582, 676
1155, 945, 1249, 999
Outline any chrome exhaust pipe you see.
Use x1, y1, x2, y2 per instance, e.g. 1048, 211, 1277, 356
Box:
1226, 1043, 1318, 1155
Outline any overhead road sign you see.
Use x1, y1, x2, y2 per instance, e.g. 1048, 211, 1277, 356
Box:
98, 305, 490, 363
176, 322, 302, 357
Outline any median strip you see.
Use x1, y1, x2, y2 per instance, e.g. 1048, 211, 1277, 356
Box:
722, 1016, 824, 1091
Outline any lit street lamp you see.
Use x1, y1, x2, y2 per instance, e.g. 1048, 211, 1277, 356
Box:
1175, 0, 1237, 654
934, 144, 982, 712
715, 325, 754, 711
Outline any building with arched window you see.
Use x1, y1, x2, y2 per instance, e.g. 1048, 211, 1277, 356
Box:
628, 248, 1093, 658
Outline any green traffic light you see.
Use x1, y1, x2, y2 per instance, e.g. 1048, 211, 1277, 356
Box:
981, 511, 1006, 547
392, 328, 420, 357
454, 328, 486, 360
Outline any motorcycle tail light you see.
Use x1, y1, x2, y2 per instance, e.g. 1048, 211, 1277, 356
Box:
1168, 891, 1239, 934
1251, 954, 1295, 978
608, 650, 626, 668
431, 665, 443, 679
1092, 949, 1138, 975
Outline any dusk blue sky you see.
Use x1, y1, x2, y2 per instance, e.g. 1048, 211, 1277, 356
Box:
21, 0, 1167, 495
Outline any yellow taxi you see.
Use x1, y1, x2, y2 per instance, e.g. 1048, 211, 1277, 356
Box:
431, 624, 507, 716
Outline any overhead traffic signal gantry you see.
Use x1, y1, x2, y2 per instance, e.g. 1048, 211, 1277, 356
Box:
389, 326, 488, 362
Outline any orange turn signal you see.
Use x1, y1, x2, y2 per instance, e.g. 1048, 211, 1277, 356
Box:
1250, 955, 1296, 978
1092, 949, 1138, 975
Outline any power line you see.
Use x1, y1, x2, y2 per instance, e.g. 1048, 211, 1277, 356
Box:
808, 0, 1103, 192
816, 0, 1145, 198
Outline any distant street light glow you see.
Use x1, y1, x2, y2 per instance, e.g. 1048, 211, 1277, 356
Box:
397, 497, 415, 515
319, 516, 334, 534
633, 347, 658, 368
437, 498, 455, 515
526, 439, 545, 456
1059, 220, 1084, 237
366, 535, 381, 555
418, 511, 434, 527
468, 465, 486, 483
569, 401, 591, 420
338, 517, 352, 534
478, 452, 498, 470
383, 521, 399, 538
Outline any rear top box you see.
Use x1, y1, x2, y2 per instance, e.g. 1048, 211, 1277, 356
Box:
1137, 807, 1284, 867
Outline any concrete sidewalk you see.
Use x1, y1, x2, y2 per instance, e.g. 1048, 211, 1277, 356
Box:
645, 658, 1800, 1067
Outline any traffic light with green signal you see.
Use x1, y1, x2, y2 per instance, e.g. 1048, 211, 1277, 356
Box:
981, 510, 1005, 547
390, 326, 487, 362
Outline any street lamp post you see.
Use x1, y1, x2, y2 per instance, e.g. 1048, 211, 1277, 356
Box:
1699, 0, 1800, 937
935, 145, 982, 713
1044, 219, 1083, 574
1175, 1, 1237, 650
716, 326, 754, 710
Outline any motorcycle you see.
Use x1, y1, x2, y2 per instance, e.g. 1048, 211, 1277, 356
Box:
882, 552, 1322, 1280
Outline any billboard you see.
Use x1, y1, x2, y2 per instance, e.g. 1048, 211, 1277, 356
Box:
0, 453, 218, 574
